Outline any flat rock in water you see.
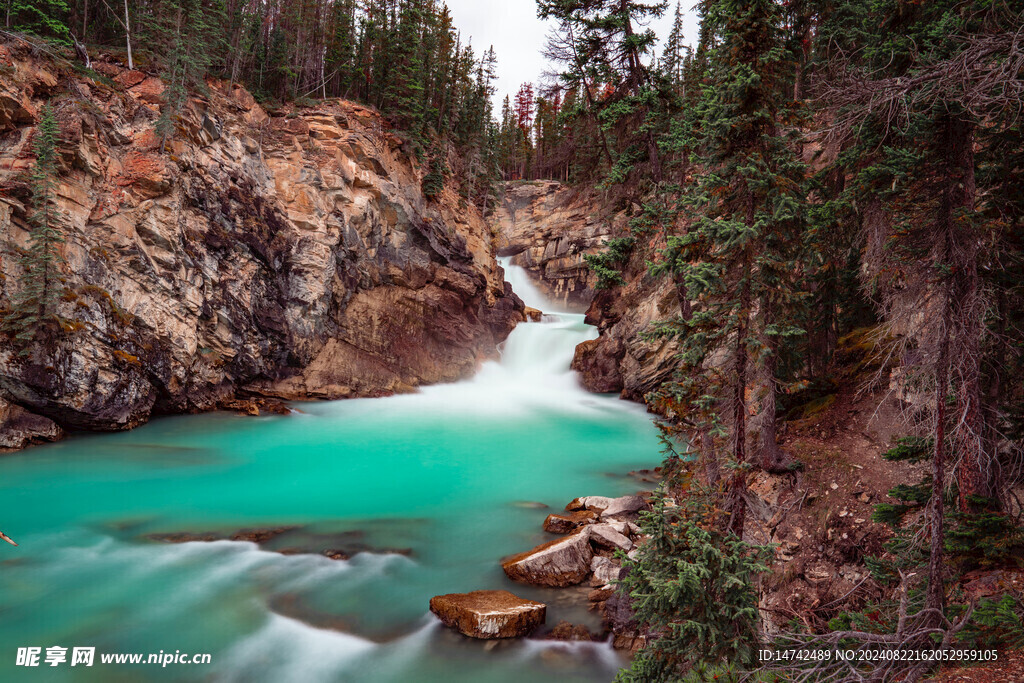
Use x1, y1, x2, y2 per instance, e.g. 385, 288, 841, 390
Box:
543, 510, 598, 534
501, 528, 593, 587
429, 590, 546, 639
589, 524, 633, 552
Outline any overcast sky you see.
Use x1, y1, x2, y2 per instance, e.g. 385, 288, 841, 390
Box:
442, 0, 701, 108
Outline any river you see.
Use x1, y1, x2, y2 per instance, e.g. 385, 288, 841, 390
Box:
0, 260, 661, 682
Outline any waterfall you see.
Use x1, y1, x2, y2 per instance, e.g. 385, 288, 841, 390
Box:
498, 256, 567, 313
0, 255, 658, 683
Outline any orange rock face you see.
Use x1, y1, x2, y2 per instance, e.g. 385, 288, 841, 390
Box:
0, 46, 524, 441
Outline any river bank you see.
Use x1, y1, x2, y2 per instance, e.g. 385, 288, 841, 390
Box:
0, 261, 662, 682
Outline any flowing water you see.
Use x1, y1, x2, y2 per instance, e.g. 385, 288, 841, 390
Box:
0, 260, 661, 682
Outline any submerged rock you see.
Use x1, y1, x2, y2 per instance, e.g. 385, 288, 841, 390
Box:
145, 525, 412, 558
543, 620, 595, 642
501, 527, 594, 587
543, 510, 598, 534
512, 501, 550, 510
429, 590, 546, 639
147, 526, 298, 545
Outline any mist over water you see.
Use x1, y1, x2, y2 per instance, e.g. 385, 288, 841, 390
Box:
0, 261, 660, 682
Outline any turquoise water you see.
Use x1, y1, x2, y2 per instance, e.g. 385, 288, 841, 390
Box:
0, 263, 661, 682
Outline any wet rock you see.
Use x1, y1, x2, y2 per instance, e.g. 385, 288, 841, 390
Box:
565, 496, 614, 512
0, 398, 63, 451
572, 337, 625, 393
588, 586, 615, 602
220, 398, 292, 417
543, 510, 598, 534
501, 527, 594, 587
429, 590, 546, 639
524, 307, 543, 322
543, 621, 594, 641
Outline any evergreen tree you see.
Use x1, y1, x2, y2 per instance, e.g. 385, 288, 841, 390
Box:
658, 1, 688, 94
4, 104, 66, 351
616, 479, 770, 682
653, 0, 807, 535
5, 0, 71, 43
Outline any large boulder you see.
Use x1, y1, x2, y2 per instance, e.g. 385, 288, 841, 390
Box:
543, 510, 598, 534
572, 337, 625, 393
429, 590, 546, 639
501, 527, 594, 587
589, 524, 633, 552
600, 495, 648, 521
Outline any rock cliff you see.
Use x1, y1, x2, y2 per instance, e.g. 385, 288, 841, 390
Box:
492, 181, 610, 312
0, 43, 522, 444
491, 180, 677, 402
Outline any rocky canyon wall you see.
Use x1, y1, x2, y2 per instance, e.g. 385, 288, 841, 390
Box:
0, 43, 523, 449
491, 181, 678, 403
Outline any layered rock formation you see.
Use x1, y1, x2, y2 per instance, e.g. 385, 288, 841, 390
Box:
490, 180, 678, 403
0, 44, 522, 443
492, 181, 612, 312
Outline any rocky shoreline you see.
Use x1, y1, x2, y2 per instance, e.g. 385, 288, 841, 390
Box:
429, 492, 652, 651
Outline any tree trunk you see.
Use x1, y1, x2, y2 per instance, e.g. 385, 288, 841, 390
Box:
755, 336, 787, 473
942, 116, 987, 511
727, 254, 752, 538
123, 0, 134, 70
926, 310, 950, 617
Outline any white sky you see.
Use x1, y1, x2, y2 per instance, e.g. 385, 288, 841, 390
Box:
442, 0, 701, 108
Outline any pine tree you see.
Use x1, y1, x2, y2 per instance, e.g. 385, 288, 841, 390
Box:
652, 0, 807, 535
150, 0, 225, 151
4, 104, 66, 352
616, 482, 771, 681
5, 0, 71, 43
658, 1, 688, 94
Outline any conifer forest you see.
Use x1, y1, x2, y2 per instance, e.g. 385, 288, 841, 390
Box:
1, 1, 1024, 682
